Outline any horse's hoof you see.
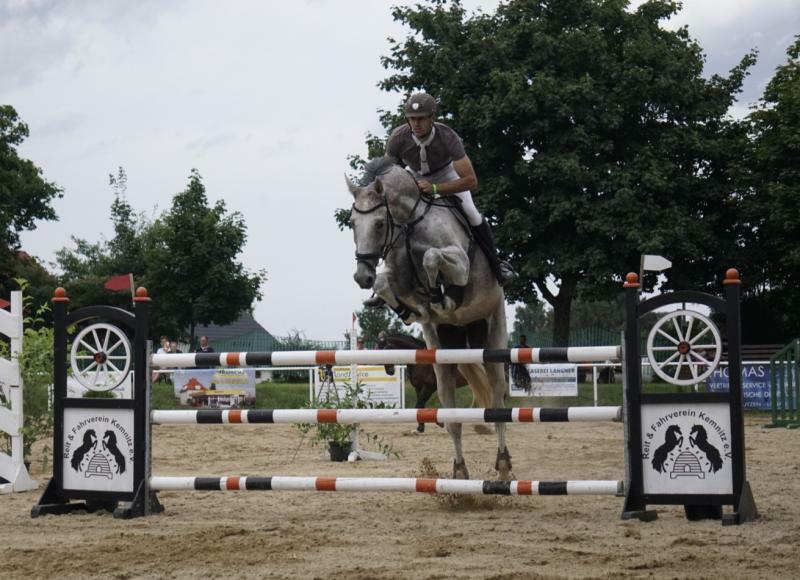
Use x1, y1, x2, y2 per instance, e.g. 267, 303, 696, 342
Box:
497, 468, 515, 482
453, 459, 470, 480
495, 447, 513, 480
416, 423, 425, 433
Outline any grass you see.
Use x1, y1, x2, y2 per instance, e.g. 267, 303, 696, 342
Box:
151, 379, 734, 410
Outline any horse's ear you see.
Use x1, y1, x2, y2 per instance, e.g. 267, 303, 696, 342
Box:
345, 174, 360, 197
374, 178, 384, 195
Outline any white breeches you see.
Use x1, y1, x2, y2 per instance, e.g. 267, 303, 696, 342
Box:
410, 163, 483, 227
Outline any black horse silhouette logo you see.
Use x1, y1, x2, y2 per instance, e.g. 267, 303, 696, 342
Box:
70, 429, 97, 472
651, 425, 682, 473
102, 430, 126, 475
690, 425, 723, 473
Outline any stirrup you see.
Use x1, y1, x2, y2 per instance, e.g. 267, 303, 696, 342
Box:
429, 286, 445, 305
363, 295, 385, 308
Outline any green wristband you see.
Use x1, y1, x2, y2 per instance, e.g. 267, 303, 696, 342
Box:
432, 183, 438, 195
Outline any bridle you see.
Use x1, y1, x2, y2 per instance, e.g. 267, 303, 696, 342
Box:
351, 191, 428, 269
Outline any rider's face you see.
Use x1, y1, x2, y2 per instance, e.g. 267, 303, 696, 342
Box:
407, 115, 434, 138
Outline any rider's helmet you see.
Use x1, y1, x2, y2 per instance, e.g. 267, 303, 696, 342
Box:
404, 93, 437, 118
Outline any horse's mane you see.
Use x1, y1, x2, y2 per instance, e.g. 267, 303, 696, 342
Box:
359, 157, 397, 185
385, 334, 426, 349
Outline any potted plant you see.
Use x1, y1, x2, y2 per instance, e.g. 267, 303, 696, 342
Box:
295, 380, 397, 461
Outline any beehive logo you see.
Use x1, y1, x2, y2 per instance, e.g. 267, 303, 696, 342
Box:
650, 424, 723, 478
70, 429, 127, 479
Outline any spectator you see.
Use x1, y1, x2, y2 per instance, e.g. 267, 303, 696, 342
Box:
170, 341, 182, 354
196, 335, 215, 354
156, 336, 169, 354
153, 336, 170, 383
195, 335, 215, 369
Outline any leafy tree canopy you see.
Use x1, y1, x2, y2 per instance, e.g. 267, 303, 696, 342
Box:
354, 307, 407, 345
147, 169, 266, 342
0, 105, 62, 287
741, 35, 800, 337
368, 0, 755, 344
0, 105, 62, 249
57, 168, 266, 342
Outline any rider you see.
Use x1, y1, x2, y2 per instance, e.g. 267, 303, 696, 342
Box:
384, 92, 515, 287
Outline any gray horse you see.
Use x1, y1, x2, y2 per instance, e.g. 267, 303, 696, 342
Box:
346, 159, 511, 480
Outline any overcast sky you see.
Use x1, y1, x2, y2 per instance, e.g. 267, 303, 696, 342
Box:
4, 0, 798, 341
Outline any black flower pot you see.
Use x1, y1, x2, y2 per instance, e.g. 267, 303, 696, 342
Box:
328, 441, 351, 462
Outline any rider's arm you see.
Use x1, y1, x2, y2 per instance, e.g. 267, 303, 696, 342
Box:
384, 128, 404, 166
435, 155, 478, 195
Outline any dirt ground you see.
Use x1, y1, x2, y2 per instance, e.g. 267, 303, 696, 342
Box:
1, 415, 798, 579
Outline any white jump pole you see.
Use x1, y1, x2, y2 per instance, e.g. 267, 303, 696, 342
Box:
150, 475, 623, 496
151, 346, 622, 369
151, 406, 623, 425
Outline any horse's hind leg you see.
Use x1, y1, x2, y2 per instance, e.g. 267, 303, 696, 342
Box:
427, 324, 470, 479
471, 307, 513, 480
436, 367, 468, 478
489, 360, 513, 480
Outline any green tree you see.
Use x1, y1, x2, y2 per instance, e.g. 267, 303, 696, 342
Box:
0, 105, 62, 288
57, 168, 266, 342
741, 35, 800, 339
56, 168, 151, 312
569, 294, 625, 330
512, 300, 549, 336
354, 307, 406, 345
146, 170, 266, 343
372, 0, 755, 345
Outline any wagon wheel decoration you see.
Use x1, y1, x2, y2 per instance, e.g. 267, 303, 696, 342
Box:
646, 310, 723, 386
70, 323, 132, 391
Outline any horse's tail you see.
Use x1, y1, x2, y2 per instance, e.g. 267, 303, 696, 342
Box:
456, 363, 493, 409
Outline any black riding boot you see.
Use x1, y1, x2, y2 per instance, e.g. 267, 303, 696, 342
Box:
471, 220, 516, 286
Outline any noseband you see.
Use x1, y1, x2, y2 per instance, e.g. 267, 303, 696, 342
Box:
351, 200, 391, 267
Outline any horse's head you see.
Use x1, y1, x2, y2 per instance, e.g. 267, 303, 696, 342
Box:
346, 175, 389, 289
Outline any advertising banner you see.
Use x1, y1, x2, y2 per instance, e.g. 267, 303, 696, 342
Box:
313, 365, 403, 407
172, 368, 256, 408
705, 364, 773, 410
509, 363, 578, 397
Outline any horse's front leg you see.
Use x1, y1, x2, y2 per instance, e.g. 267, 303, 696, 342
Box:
433, 364, 469, 479
422, 245, 469, 315
374, 273, 428, 324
